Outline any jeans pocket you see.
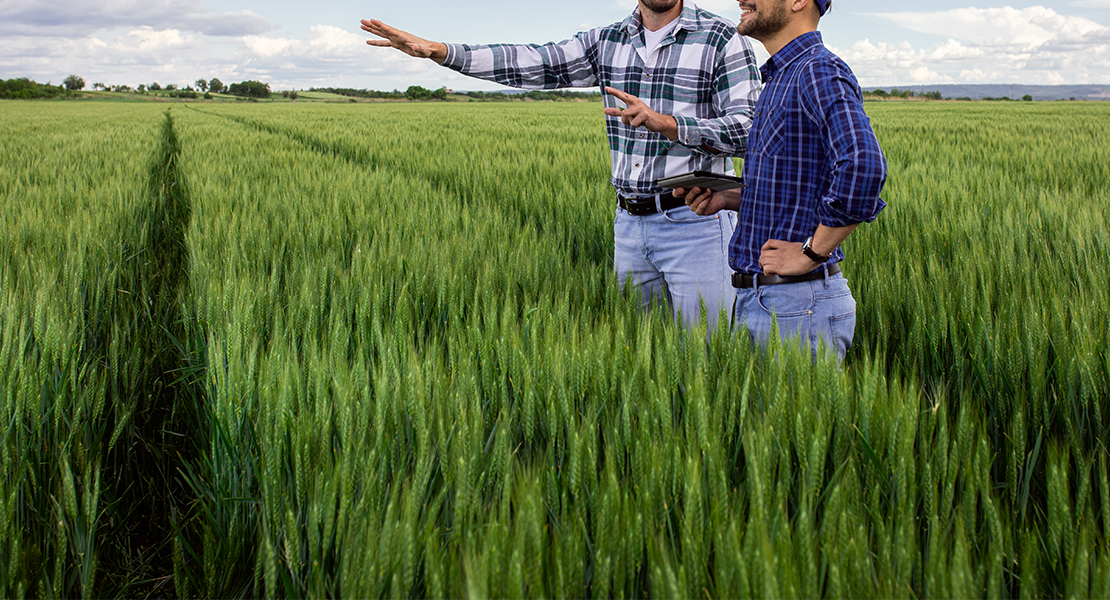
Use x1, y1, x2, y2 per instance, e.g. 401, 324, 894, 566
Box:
756, 283, 815, 318
662, 205, 719, 224
828, 310, 857, 359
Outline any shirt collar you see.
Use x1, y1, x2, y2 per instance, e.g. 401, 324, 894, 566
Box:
759, 30, 823, 83
623, 1, 700, 37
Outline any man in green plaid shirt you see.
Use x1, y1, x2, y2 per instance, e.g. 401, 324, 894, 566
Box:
363, 0, 760, 329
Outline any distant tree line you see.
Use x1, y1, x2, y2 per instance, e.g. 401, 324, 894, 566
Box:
310, 85, 602, 102
0, 78, 73, 99
866, 88, 944, 100
466, 89, 601, 102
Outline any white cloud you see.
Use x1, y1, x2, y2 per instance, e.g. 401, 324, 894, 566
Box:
868, 6, 1105, 49
0, 0, 273, 37
242, 35, 300, 58
693, 0, 740, 19
127, 28, 191, 52
838, 6, 1110, 85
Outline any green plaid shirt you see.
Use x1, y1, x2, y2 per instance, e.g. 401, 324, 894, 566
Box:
442, 2, 760, 196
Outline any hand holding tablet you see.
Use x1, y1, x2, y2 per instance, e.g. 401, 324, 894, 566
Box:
656, 171, 744, 191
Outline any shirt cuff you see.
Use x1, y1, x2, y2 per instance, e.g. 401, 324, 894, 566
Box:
817, 196, 886, 228
673, 116, 702, 148
442, 43, 467, 71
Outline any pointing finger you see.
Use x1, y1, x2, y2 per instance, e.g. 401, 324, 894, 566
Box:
604, 87, 637, 104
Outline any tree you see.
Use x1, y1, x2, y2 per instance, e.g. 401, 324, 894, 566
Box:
63, 75, 85, 91
1, 78, 68, 99
138, 84, 147, 93
149, 82, 162, 91
165, 83, 178, 91
208, 78, 224, 94
405, 85, 432, 100
1022, 94, 1033, 102
92, 82, 106, 91
195, 79, 208, 92
227, 80, 271, 98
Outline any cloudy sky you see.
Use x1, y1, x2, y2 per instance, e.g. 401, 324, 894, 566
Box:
2, 0, 1109, 91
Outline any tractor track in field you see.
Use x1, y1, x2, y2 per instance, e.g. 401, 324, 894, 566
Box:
93, 108, 205, 598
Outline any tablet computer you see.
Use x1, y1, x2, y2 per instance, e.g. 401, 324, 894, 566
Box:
656, 171, 744, 191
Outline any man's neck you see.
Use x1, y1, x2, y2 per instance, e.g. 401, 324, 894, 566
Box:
639, 1, 684, 32
760, 23, 816, 57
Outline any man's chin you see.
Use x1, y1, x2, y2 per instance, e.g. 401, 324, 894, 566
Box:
640, 0, 682, 14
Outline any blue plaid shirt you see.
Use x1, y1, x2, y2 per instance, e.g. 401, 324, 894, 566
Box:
730, 32, 886, 274
441, 2, 760, 196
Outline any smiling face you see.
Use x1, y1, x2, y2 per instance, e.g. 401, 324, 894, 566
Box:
736, 0, 791, 42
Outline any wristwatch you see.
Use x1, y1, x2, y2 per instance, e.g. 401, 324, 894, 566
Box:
801, 236, 830, 263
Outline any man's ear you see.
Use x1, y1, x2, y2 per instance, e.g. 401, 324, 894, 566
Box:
792, 0, 821, 21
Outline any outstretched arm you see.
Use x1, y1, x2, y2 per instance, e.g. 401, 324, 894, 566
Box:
361, 19, 447, 64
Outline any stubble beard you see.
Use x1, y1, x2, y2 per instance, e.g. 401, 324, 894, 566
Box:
737, 0, 790, 40
640, 0, 682, 16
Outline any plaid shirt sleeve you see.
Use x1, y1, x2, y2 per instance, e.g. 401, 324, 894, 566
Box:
672, 32, 759, 157
441, 31, 600, 90
800, 59, 887, 228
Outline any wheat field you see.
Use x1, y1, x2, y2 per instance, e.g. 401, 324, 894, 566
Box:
1, 99, 1108, 598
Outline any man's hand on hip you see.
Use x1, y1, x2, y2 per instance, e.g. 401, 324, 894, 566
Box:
758, 240, 816, 276
362, 19, 448, 64
759, 224, 860, 275
603, 87, 678, 141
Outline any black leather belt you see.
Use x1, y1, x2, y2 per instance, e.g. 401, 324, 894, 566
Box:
732, 263, 841, 289
617, 193, 686, 216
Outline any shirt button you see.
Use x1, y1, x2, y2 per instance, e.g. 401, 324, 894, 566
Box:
644, 73, 651, 79
635, 163, 640, 167
639, 133, 645, 138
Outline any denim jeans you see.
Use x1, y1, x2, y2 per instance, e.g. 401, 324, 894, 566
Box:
733, 268, 857, 362
613, 204, 737, 330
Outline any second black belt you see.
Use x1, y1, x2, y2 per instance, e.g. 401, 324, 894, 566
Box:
732, 263, 842, 289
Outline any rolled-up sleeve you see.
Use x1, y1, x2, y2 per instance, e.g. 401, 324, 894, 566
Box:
803, 63, 887, 227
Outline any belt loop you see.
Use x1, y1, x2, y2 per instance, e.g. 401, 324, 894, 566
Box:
654, 193, 663, 214
822, 262, 830, 288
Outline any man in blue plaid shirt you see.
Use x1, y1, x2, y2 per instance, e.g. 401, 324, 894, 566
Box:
680, 0, 887, 360
362, 1, 760, 329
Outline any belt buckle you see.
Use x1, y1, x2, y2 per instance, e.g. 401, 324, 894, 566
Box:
620, 195, 657, 216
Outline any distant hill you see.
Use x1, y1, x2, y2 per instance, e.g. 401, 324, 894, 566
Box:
864, 84, 1110, 101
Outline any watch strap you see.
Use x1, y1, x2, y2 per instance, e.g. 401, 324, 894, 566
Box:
802, 236, 830, 263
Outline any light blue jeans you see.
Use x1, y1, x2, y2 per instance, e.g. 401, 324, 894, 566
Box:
613, 204, 737, 330
733, 268, 857, 362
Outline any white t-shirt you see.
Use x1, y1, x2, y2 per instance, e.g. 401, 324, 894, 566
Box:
641, 19, 679, 67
